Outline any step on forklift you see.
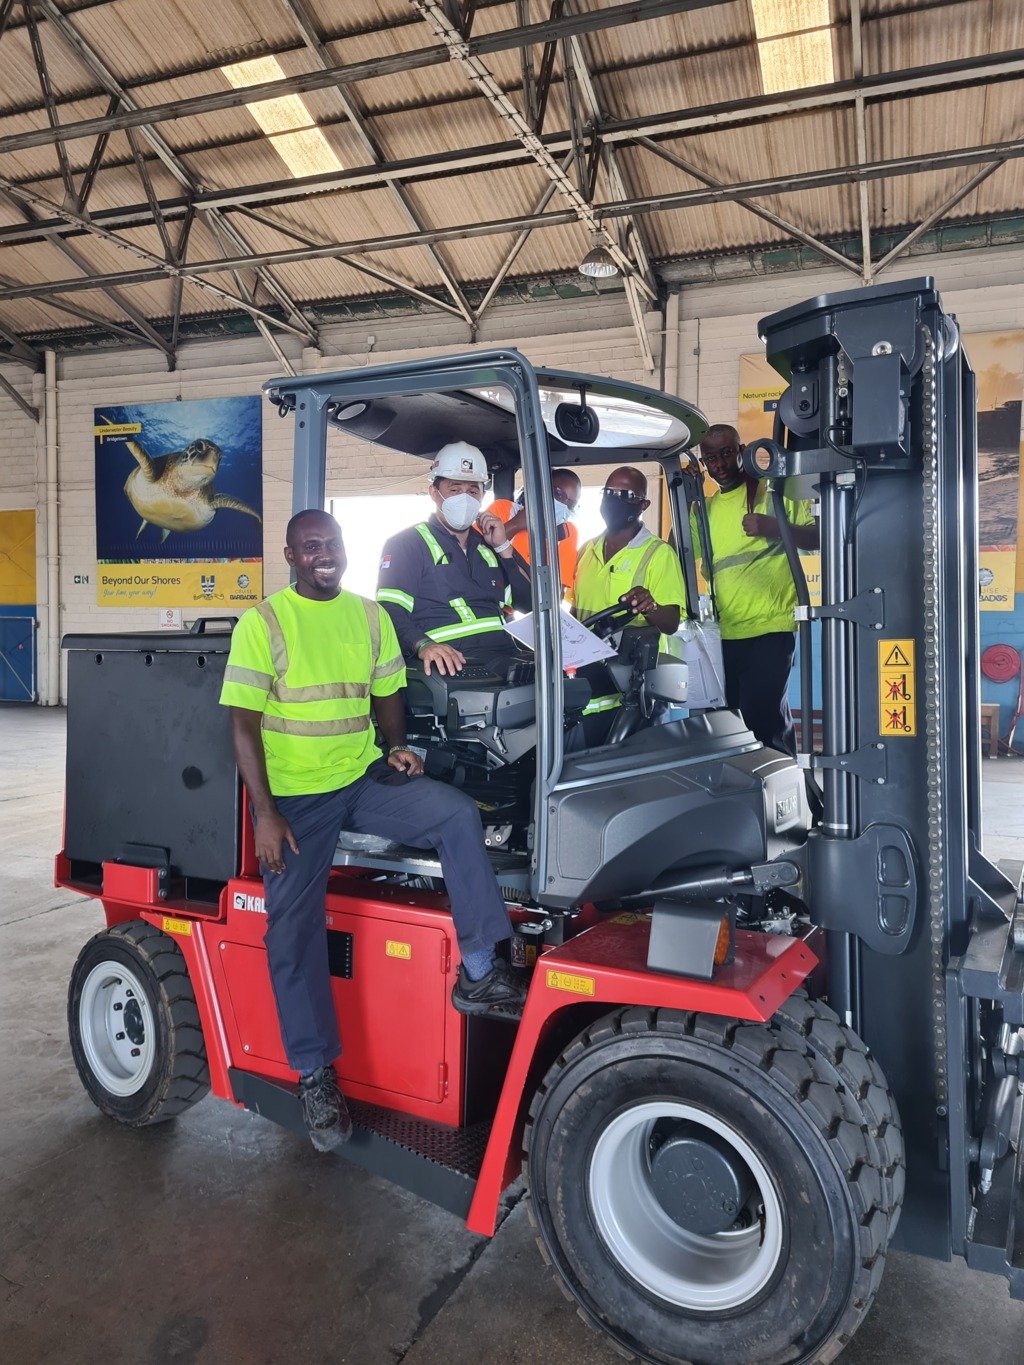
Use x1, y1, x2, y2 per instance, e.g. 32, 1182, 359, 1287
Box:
58, 277, 1024, 1363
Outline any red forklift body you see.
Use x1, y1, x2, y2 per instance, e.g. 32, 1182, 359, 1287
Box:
56, 842, 817, 1228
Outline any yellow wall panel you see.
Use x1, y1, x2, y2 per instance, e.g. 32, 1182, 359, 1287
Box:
0, 509, 37, 605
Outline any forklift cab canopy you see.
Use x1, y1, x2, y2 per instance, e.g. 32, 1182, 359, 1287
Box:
264, 356, 706, 487
263, 350, 715, 904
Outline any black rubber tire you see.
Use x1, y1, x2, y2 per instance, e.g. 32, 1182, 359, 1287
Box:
68, 920, 209, 1126
524, 1006, 902, 1365
772, 992, 906, 1227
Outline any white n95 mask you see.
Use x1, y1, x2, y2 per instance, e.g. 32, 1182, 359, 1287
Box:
440, 492, 482, 531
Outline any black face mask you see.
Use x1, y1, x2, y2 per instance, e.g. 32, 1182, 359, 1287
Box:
601, 495, 640, 534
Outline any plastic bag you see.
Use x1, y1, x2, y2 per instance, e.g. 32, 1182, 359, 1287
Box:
677, 617, 727, 709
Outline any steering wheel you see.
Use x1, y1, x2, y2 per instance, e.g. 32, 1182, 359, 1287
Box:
582, 601, 640, 640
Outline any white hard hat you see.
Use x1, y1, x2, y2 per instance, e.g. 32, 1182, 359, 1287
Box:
428, 441, 490, 487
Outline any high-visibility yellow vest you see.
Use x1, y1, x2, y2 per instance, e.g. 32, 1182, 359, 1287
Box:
219, 586, 405, 796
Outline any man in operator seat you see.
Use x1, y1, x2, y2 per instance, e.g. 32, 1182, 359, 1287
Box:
376, 441, 531, 677
573, 466, 686, 728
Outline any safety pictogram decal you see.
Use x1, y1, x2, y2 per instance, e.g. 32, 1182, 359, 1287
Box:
878, 639, 917, 737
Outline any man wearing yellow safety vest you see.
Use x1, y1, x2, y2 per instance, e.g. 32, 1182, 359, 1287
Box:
376, 442, 531, 677
221, 509, 527, 1154
697, 424, 819, 756
574, 466, 687, 725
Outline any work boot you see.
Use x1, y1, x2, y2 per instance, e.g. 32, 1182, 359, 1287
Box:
451, 957, 528, 1018
298, 1065, 352, 1151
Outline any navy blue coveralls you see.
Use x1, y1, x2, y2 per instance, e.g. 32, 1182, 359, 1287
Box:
376, 516, 531, 668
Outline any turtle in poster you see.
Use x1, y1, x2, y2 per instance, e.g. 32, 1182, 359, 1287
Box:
123, 436, 262, 541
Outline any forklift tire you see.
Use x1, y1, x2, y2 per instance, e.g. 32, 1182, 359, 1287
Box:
524, 1006, 901, 1365
772, 992, 906, 1227
68, 920, 209, 1126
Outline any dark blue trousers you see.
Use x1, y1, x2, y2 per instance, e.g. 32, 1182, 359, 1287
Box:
263, 764, 513, 1075
722, 632, 797, 756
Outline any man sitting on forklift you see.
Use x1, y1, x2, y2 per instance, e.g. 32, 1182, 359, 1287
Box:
220, 509, 528, 1153
376, 442, 531, 678
574, 466, 686, 630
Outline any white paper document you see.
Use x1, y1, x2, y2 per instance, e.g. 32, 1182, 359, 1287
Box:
504, 608, 616, 670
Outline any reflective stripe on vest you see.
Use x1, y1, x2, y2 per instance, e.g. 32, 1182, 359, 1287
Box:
415, 522, 448, 565
253, 595, 380, 721
426, 616, 505, 643
628, 537, 663, 590
449, 596, 476, 624
261, 714, 370, 737
377, 587, 414, 612
477, 544, 498, 568
223, 664, 274, 691
712, 541, 787, 575
582, 693, 622, 716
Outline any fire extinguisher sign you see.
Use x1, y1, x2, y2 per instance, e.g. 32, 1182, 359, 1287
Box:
877, 639, 917, 737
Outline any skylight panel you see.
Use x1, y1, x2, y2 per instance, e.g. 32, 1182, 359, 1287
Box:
751, 0, 835, 94
221, 56, 344, 179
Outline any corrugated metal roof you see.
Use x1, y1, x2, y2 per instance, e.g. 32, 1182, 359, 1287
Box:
0, 0, 1022, 356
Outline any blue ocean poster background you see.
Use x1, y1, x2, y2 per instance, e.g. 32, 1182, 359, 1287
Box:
95, 396, 263, 562
93, 395, 263, 609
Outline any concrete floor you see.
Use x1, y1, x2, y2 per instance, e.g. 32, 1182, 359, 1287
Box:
2, 706, 1023, 1365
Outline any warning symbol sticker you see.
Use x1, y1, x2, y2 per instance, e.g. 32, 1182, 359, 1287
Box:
878, 639, 916, 737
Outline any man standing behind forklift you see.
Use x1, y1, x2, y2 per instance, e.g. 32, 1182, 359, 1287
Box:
376, 442, 531, 677
220, 509, 527, 1153
487, 467, 583, 596
698, 424, 819, 755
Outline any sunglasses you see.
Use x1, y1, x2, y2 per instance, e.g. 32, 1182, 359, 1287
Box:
602, 487, 644, 502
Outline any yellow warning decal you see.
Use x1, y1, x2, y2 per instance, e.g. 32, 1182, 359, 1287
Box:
386, 940, 412, 960
162, 916, 192, 936
878, 638, 917, 737
546, 968, 596, 997
609, 912, 647, 925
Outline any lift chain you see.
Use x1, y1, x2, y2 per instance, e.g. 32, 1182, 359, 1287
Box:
920, 321, 948, 1107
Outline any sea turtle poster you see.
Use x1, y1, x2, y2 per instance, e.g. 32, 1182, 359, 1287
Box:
94, 396, 263, 608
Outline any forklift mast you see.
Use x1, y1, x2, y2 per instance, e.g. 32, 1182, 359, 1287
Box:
751, 276, 1024, 1286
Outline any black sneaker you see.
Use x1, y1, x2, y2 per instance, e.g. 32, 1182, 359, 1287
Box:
298, 1065, 352, 1151
451, 958, 528, 1018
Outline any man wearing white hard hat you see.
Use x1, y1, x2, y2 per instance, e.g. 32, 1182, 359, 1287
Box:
377, 441, 531, 676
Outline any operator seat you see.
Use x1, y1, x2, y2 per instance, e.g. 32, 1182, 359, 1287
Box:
403, 659, 592, 764
333, 661, 592, 866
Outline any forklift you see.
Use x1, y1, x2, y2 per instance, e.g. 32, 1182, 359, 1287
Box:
57, 277, 1024, 1364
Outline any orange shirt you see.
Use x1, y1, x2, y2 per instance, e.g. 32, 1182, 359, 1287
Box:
488, 498, 578, 593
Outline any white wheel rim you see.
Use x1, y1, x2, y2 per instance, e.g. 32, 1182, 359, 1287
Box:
588, 1100, 785, 1312
78, 960, 156, 1097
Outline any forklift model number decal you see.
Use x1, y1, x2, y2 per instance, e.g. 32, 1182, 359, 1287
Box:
546, 968, 596, 997
877, 639, 917, 737
162, 916, 192, 937
386, 940, 412, 960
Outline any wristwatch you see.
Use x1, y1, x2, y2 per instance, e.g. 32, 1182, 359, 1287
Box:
389, 744, 414, 757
